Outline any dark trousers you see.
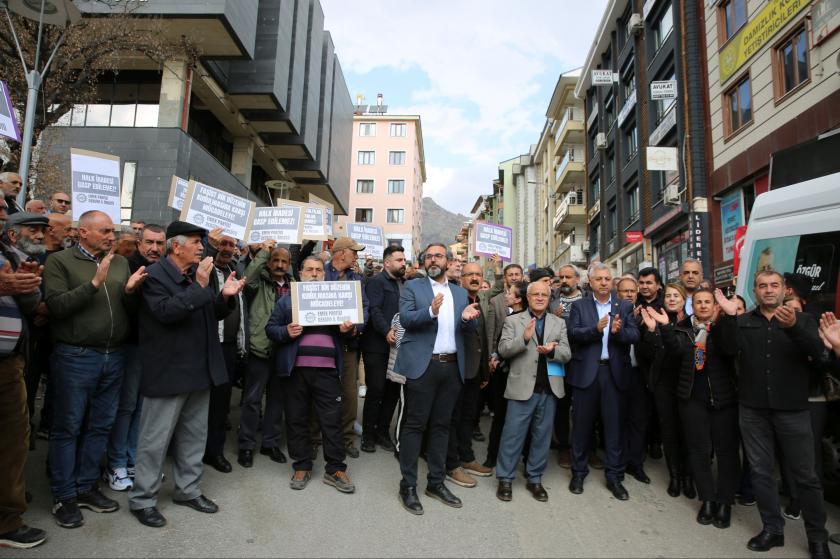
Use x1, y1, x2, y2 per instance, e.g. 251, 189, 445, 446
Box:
623, 366, 649, 470
680, 399, 740, 504
361, 350, 400, 441
205, 342, 234, 458
238, 354, 285, 451
781, 401, 827, 502
554, 384, 572, 451
446, 376, 481, 470
0, 355, 28, 534
25, 326, 50, 433
399, 360, 461, 489
652, 383, 686, 477
485, 366, 510, 465
739, 404, 827, 543
571, 364, 625, 482
284, 367, 346, 474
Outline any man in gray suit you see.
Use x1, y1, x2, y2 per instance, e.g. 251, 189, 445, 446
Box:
495, 281, 571, 502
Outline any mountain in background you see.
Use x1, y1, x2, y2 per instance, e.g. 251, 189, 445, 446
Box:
420, 197, 468, 249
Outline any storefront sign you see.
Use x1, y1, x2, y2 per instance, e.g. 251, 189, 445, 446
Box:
650, 80, 677, 100
291, 281, 364, 327
473, 221, 513, 261
248, 203, 304, 245
649, 107, 677, 147
719, 0, 810, 83
687, 212, 707, 263
625, 231, 644, 243
592, 69, 615, 86
180, 180, 256, 241
167, 175, 189, 211
646, 146, 679, 171
0, 81, 21, 143
714, 264, 734, 285
70, 148, 121, 224
813, 0, 840, 45
720, 189, 746, 261
346, 223, 385, 260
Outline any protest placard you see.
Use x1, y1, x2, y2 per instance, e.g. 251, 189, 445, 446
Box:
0, 81, 21, 143
346, 222, 385, 260
308, 193, 334, 237
70, 148, 121, 224
302, 203, 328, 241
473, 221, 513, 261
180, 180, 255, 241
291, 280, 364, 326
167, 175, 189, 211
248, 202, 304, 244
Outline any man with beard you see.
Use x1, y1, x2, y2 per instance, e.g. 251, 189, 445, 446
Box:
45, 213, 72, 253
396, 243, 480, 515
551, 265, 583, 319
103, 225, 166, 492
237, 242, 291, 468
0, 172, 24, 214
2, 213, 48, 267
360, 245, 406, 453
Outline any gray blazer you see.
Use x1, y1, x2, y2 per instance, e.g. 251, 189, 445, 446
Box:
498, 311, 571, 401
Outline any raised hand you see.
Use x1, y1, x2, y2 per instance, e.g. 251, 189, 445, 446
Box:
207, 227, 225, 249
0, 261, 42, 295
461, 302, 480, 322
650, 307, 671, 325
91, 253, 115, 289
222, 271, 246, 297
195, 256, 214, 288
714, 288, 738, 316
596, 314, 610, 333
287, 322, 303, 339
774, 304, 797, 328
640, 307, 657, 332
430, 292, 444, 316
261, 239, 277, 253
524, 317, 537, 342
819, 312, 840, 355
490, 253, 503, 273
125, 265, 148, 294
610, 315, 622, 334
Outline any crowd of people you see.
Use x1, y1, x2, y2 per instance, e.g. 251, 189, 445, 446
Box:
1, 170, 840, 558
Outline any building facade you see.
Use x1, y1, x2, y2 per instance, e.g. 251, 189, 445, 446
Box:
335, 109, 426, 261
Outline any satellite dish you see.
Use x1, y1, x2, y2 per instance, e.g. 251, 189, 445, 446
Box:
6, 0, 82, 27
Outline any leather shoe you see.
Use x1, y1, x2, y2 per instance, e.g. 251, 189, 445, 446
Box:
809, 541, 832, 559
173, 495, 219, 514
399, 487, 423, 515
747, 530, 784, 552
627, 466, 651, 484
260, 446, 287, 464
697, 501, 717, 525
682, 475, 697, 499
526, 482, 548, 502
130, 507, 166, 528
714, 504, 731, 529
360, 438, 376, 453
606, 480, 629, 501
569, 476, 584, 495
237, 449, 253, 468
202, 454, 232, 473
376, 435, 395, 453
667, 476, 681, 497
497, 480, 512, 502
425, 483, 462, 508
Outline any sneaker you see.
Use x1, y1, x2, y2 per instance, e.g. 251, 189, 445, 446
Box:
323, 471, 355, 494
783, 501, 801, 520
358, 385, 367, 398
0, 525, 47, 548
446, 467, 477, 488
126, 465, 136, 480
461, 460, 493, 477
289, 470, 311, 490
77, 487, 119, 513
51, 500, 83, 529
104, 467, 133, 491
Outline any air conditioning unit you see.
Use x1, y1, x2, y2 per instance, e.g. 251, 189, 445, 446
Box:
663, 183, 681, 205
627, 13, 644, 36
596, 132, 607, 149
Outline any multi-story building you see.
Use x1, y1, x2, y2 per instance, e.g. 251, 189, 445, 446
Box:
510, 147, 539, 268
42, 0, 353, 225
703, 0, 840, 287
576, 0, 711, 281
535, 68, 589, 270
335, 103, 426, 261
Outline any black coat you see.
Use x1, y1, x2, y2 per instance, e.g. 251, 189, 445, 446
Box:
360, 271, 402, 355
139, 256, 234, 397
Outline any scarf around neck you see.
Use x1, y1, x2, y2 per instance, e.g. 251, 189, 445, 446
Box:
691, 315, 711, 371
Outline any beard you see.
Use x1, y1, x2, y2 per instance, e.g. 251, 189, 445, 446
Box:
426, 265, 443, 279
559, 284, 573, 295
391, 266, 406, 278
18, 236, 46, 257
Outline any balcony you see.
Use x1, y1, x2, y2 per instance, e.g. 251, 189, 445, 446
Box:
553, 192, 586, 231
555, 146, 585, 188
553, 107, 585, 155
555, 243, 588, 266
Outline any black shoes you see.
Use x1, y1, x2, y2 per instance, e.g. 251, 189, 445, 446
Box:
173, 495, 219, 514
237, 449, 254, 468
360, 437, 376, 453
809, 541, 833, 559
0, 525, 47, 549
681, 475, 697, 499
526, 482, 548, 502
399, 486, 424, 515
606, 480, 629, 501
667, 476, 681, 498
648, 443, 663, 460
77, 487, 119, 513
260, 446, 287, 464
627, 466, 651, 484
377, 435, 395, 453
497, 481, 513, 502
747, 530, 784, 552
569, 476, 585, 495
51, 499, 83, 528
203, 454, 232, 473
697, 501, 717, 525
345, 443, 360, 459
425, 483, 462, 508
714, 504, 731, 529
130, 507, 167, 528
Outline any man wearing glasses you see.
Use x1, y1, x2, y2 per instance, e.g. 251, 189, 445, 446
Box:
395, 243, 480, 515
49, 192, 71, 215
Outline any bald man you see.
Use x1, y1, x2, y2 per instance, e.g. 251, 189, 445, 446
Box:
25, 200, 48, 215
45, 213, 72, 253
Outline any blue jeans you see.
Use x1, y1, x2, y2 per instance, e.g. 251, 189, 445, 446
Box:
496, 392, 557, 484
48, 344, 124, 501
106, 344, 142, 469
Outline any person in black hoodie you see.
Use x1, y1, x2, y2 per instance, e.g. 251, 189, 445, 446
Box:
644, 288, 739, 529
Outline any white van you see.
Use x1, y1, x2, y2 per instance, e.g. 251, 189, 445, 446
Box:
736, 171, 840, 314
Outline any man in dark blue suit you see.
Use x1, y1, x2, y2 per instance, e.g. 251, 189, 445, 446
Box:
566, 262, 640, 500
395, 243, 480, 515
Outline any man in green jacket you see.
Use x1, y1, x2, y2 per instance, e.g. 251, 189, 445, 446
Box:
43, 210, 147, 529
236, 241, 292, 467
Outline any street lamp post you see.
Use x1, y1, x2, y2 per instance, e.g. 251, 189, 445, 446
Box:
1, 0, 81, 208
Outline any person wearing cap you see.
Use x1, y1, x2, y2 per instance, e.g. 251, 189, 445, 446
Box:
42, 210, 148, 529
2, 212, 49, 267
128, 221, 245, 529
325, 236, 369, 458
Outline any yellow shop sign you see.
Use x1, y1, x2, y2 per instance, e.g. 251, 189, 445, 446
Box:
719, 0, 810, 83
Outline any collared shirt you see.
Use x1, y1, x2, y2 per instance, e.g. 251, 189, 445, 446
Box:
429, 277, 456, 354
78, 244, 100, 262
594, 294, 612, 360
685, 295, 693, 316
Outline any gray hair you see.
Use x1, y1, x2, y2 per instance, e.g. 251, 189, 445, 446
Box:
0, 171, 20, 183
617, 276, 638, 288
166, 235, 188, 253
558, 264, 580, 278
588, 262, 611, 277
680, 258, 702, 271
526, 281, 551, 295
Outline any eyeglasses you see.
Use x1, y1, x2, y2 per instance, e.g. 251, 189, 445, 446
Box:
424, 253, 447, 260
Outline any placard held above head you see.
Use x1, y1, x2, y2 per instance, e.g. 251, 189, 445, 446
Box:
346, 223, 385, 260
70, 148, 121, 224
473, 221, 512, 262
309, 193, 334, 237
180, 180, 256, 241
302, 202, 328, 241
248, 202, 304, 245
167, 175, 189, 211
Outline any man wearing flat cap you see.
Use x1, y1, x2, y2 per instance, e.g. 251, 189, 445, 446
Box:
128, 221, 245, 529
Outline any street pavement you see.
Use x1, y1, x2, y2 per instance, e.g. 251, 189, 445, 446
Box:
5, 397, 840, 558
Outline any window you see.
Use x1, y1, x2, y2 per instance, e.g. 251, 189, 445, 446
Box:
606, 149, 616, 183
608, 205, 618, 239
388, 179, 405, 194
604, 92, 615, 130
621, 56, 635, 100
720, 0, 747, 42
357, 151, 375, 165
589, 174, 601, 203
623, 124, 638, 160
356, 179, 374, 193
387, 238, 403, 248
387, 209, 404, 223
359, 122, 376, 136
389, 151, 406, 165
724, 75, 752, 135
652, 3, 673, 51
355, 208, 373, 222
775, 26, 809, 98
390, 123, 406, 137
654, 68, 677, 123
591, 222, 601, 254
625, 184, 640, 225
120, 161, 137, 223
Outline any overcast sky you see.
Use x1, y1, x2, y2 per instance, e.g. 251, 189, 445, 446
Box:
320, 0, 609, 215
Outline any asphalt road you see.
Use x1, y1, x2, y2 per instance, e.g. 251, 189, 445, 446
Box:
5, 395, 840, 558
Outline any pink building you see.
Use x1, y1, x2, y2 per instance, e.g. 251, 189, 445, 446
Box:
335, 110, 426, 261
